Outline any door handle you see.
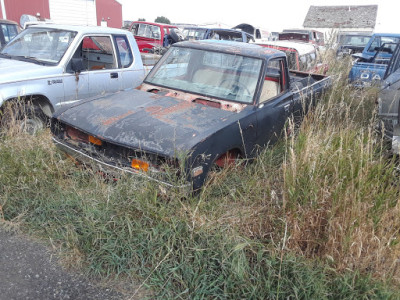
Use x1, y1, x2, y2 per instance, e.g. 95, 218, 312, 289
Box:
110, 73, 118, 79
284, 104, 290, 113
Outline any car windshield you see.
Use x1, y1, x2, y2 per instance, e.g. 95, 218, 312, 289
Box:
339, 34, 370, 47
367, 36, 400, 53
131, 23, 161, 40
145, 47, 263, 104
182, 28, 207, 40
1, 27, 77, 64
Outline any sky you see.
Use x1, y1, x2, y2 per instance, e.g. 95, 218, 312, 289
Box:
118, 0, 399, 33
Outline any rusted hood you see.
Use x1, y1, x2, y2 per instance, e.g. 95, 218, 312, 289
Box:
55, 89, 249, 156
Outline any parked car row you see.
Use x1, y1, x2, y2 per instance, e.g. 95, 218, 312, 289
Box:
2, 19, 400, 193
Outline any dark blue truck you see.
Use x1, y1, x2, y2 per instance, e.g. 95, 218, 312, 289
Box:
51, 40, 331, 191
348, 33, 400, 87
378, 42, 400, 154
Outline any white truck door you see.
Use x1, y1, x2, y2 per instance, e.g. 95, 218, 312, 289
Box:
83, 35, 121, 97
114, 35, 145, 90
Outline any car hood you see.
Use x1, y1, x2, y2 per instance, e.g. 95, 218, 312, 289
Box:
0, 58, 60, 84
55, 89, 250, 157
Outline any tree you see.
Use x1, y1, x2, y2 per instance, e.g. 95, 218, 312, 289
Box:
154, 16, 171, 24
138, 18, 146, 21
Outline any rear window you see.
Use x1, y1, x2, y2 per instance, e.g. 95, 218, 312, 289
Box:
131, 23, 161, 40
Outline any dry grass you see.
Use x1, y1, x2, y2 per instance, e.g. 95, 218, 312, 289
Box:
196, 73, 400, 285
1, 63, 399, 297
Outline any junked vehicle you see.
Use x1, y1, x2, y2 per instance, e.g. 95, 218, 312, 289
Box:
280, 29, 325, 47
51, 40, 331, 192
378, 42, 400, 154
232, 23, 271, 42
0, 24, 147, 133
335, 31, 372, 57
0, 19, 19, 49
256, 40, 327, 74
128, 21, 178, 52
182, 27, 254, 43
349, 33, 400, 87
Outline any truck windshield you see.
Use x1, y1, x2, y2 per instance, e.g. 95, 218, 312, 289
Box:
145, 47, 262, 104
339, 34, 370, 47
367, 36, 400, 54
1, 28, 77, 64
182, 28, 207, 40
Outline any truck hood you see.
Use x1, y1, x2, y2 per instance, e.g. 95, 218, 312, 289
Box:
55, 89, 249, 157
0, 58, 60, 84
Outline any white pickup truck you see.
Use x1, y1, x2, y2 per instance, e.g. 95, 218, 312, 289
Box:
0, 24, 147, 132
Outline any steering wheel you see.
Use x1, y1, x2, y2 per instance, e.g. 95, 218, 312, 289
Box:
220, 79, 251, 96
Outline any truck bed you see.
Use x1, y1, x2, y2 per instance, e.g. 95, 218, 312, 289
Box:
289, 70, 328, 90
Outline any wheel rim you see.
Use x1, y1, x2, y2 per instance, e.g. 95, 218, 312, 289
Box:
19, 117, 44, 135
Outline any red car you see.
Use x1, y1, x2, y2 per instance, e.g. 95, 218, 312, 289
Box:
128, 21, 178, 52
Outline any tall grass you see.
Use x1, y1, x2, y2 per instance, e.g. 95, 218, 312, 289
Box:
0, 66, 399, 298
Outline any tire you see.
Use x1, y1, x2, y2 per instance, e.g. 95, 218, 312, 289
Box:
1, 101, 47, 135
169, 28, 183, 44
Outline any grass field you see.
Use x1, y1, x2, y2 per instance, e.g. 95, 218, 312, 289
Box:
1, 59, 399, 299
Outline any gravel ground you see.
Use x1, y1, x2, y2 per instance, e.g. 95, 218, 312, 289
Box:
0, 229, 126, 300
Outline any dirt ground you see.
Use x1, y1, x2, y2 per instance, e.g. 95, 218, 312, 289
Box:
0, 228, 126, 300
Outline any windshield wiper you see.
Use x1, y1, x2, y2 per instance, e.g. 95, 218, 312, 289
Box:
11, 55, 51, 66
0, 53, 12, 59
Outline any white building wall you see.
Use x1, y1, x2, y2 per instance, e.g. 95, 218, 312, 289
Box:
49, 0, 97, 26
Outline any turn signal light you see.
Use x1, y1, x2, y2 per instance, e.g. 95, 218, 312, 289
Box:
131, 159, 149, 172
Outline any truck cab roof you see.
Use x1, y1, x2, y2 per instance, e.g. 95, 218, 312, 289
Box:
29, 24, 131, 35
172, 40, 285, 60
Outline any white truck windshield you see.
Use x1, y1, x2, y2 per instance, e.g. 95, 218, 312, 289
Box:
1, 28, 77, 64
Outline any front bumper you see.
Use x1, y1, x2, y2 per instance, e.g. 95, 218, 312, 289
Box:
52, 137, 192, 192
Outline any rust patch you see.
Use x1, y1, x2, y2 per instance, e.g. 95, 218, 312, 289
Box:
145, 106, 164, 114
102, 110, 135, 126
139, 83, 247, 113
150, 101, 195, 119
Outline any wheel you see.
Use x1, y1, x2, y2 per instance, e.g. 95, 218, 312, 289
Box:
202, 151, 241, 188
169, 28, 184, 44
1, 101, 47, 134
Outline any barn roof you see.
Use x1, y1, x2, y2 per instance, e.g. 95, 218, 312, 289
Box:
303, 5, 378, 29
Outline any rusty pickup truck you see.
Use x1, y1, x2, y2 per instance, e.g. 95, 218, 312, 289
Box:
51, 40, 331, 191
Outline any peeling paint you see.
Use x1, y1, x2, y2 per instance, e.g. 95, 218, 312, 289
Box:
102, 110, 136, 126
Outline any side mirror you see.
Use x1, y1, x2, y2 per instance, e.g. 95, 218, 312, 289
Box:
71, 58, 84, 73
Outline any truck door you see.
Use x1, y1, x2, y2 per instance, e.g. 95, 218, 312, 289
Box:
380, 43, 400, 121
62, 35, 120, 106
255, 58, 293, 147
62, 38, 90, 105
84, 36, 121, 97
113, 35, 144, 90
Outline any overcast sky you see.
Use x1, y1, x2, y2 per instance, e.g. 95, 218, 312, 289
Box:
118, 0, 399, 33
